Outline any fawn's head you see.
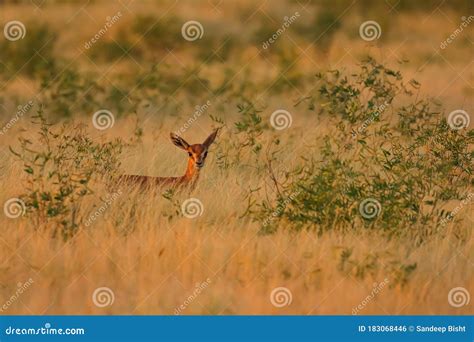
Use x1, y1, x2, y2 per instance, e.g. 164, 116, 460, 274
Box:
170, 130, 218, 169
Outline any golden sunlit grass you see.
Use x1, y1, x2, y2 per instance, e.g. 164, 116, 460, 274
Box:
0, 119, 472, 315
0, 0, 472, 316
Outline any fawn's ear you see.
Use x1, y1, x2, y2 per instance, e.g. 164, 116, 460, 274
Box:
170, 133, 190, 150
203, 129, 219, 148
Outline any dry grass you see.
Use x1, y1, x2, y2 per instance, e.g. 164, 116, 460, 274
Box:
0, 120, 472, 315
0, 0, 473, 316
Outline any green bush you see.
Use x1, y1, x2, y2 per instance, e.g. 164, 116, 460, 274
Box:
10, 110, 124, 238
250, 58, 473, 242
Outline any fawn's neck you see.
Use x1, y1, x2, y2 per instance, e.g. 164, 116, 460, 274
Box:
183, 157, 200, 183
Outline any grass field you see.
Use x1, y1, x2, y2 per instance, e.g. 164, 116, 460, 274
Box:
0, 0, 472, 315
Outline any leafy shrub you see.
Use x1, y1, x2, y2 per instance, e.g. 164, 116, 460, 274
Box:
0, 22, 56, 78
131, 15, 182, 51
294, 7, 341, 53
10, 110, 124, 238
88, 26, 142, 63
250, 58, 473, 242
39, 69, 106, 118
212, 100, 265, 171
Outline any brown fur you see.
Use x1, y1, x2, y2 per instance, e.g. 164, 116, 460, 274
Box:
119, 130, 218, 191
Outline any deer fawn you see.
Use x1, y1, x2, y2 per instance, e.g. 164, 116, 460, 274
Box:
119, 129, 218, 191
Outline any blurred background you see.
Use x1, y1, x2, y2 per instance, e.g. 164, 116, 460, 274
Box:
0, 0, 472, 121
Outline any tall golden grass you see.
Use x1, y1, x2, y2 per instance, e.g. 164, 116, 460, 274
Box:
0, 119, 472, 315
0, 0, 472, 316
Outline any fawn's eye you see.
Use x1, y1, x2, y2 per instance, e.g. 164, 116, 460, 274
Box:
188, 152, 192, 157
204, 151, 208, 157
